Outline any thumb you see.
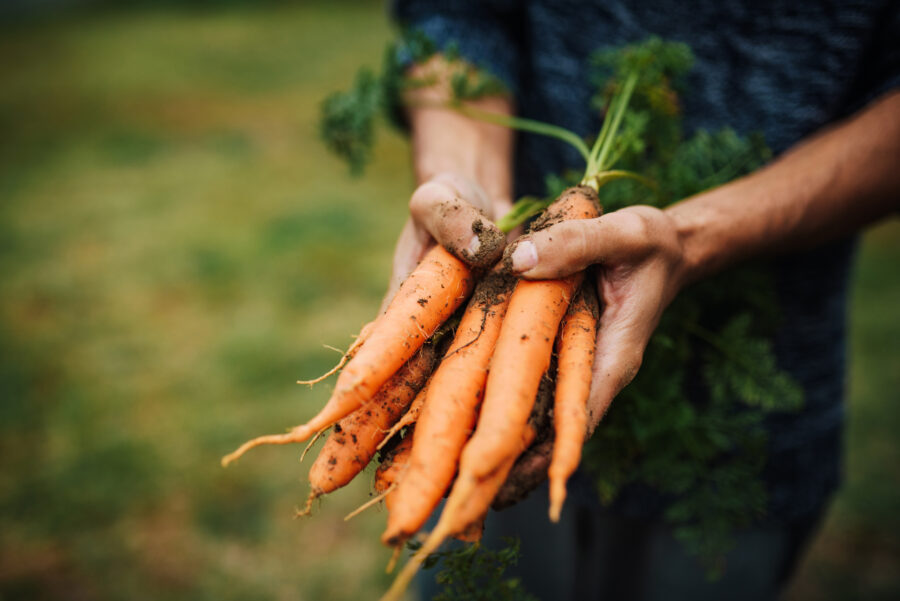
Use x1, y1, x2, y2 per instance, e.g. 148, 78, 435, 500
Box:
507, 211, 648, 279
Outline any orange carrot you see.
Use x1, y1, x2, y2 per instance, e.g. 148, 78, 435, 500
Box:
297, 345, 436, 515
377, 383, 429, 452
376, 431, 414, 516
381, 269, 516, 546
453, 513, 486, 543
548, 284, 599, 522
343, 429, 417, 523
221, 246, 473, 466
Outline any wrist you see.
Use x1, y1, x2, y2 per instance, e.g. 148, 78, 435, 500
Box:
405, 56, 514, 206
664, 179, 751, 288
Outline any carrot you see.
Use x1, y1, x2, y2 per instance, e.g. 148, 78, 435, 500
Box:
453, 513, 486, 543
341, 428, 417, 523
221, 246, 473, 466
548, 283, 599, 522
376, 383, 428, 452
381, 269, 516, 546
296, 345, 436, 515
376, 431, 414, 516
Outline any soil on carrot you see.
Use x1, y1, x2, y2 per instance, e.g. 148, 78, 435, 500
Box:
472, 270, 517, 309
529, 186, 601, 233
492, 368, 556, 509
438, 270, 516, 362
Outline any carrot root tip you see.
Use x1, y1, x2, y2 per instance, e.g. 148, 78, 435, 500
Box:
548, 479, 566, 523
220, 429, 310, 467
385, 546, 402, 574
344, 484, 395, 522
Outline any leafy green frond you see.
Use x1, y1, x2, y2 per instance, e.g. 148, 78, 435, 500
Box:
417, 538, 537, 601
319, 68, 382, 175
694, 316, 804, 412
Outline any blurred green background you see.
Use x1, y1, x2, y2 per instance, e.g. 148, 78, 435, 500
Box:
0, 2, 897, 600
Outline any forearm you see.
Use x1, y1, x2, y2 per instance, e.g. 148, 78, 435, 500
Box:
405, 57, 515, 210
668, 91, 900, 285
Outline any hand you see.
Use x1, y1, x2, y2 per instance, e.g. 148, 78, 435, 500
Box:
381, 173, 510, 312
495, 205, 688, 506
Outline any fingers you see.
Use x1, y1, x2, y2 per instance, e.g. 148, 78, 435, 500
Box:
409, 173, 506, 268
584, 279, 661, 436
507, 210, 651, 279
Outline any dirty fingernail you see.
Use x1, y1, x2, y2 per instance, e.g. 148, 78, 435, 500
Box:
510, 241, 538, 273
467, 235, 481, 256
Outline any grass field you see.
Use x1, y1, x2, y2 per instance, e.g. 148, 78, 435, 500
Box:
1, 3, 897, 600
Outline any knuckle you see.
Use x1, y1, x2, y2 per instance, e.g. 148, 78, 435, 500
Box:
615, 210, 651, 243
544, 220, 599, 270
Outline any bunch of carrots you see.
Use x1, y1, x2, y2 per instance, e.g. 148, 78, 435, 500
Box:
222, 38, 684, 600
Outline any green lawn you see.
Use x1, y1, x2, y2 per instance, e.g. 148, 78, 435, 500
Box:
0, 3, 897, 600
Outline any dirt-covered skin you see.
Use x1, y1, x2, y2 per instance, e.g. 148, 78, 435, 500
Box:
424, 197, 506, 270
465, 217, 506, 266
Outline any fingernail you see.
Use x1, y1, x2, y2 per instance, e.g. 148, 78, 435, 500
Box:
510, 241, 537, 273
467, 235, 481, 256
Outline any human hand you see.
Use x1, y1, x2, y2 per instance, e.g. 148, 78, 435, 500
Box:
494, 205, 688, 507
380, 172, 510, 312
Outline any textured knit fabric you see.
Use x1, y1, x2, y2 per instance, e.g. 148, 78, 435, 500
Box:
391, 0, 899, 523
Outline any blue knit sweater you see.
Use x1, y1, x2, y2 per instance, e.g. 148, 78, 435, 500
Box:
392, 0, 899, 523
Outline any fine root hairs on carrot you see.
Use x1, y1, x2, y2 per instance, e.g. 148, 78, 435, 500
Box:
304, 346, 437, 507
299, 427, 329, 464
381, 269, 516, 546
297, 320, 377, 387
221, 246, 472, 467
385, 546, 402, 574
548, 283, 599, 522
376, 382, 429, 452
344, 484, 395, 522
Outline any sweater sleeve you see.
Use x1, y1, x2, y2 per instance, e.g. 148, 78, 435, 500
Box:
391, 0, 523, 97
842, 0, 899, 114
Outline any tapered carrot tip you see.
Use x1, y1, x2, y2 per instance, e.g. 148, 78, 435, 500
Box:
549, 481, 566, 523
294, 490, 319, 518
385, 546, 402, 574
220, 426, 313, 467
